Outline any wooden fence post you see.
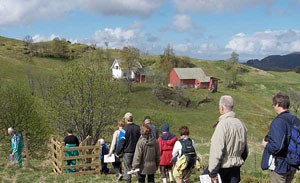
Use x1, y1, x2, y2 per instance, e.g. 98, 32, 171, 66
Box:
61, 142, 65, 174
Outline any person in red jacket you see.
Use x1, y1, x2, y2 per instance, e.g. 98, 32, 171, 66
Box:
158, 124, 178, 183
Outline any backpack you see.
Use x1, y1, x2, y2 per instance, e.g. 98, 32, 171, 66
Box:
116, 129, 125, 150
279, 115, 300, 168
179, 138, 197, 169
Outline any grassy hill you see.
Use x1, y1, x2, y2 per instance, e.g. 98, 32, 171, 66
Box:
1, 36, 300, 182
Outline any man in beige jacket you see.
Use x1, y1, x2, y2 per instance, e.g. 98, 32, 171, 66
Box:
208, 95, 248, 183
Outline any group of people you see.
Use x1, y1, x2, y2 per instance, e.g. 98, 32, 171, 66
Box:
6, 92, 299, 183
101, 95, 248, 183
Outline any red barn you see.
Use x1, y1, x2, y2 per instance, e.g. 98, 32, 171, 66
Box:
169, 68, 218, 91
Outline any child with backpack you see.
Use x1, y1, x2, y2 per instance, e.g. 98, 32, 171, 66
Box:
172, 126, 197, 183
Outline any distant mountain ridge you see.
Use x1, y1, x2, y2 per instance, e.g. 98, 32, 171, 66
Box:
245, 52, 300, 71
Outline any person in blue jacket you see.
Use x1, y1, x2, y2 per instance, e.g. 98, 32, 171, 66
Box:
261, 92, 297, 183
99, 138, 110, 174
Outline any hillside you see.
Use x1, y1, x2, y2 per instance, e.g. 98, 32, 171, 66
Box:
1, 36, 300, 140
245, 52, 300, 71
1, 36, 300, 182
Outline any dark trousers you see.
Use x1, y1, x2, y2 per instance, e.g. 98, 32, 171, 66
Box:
123, 153, 134, 182
101, 160, 109, 174
112, 160, 122, 177
137, 173, 155, 183
203, 166, 241, 183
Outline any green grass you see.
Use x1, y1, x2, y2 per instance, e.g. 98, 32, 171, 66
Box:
1, 36, 300, 182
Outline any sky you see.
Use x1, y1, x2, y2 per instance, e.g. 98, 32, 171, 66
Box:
1, 0, 300, 62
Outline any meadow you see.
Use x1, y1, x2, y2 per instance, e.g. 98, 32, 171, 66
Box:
1, 36, 300, 182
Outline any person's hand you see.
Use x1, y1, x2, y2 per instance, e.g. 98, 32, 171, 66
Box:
261, 138, 268, 148
11, 153, 14, 157
211, 176, 219, 183
131, 169, 136, 176
108, 153, 112, 157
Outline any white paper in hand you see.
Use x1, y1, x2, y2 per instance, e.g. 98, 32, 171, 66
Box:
104, 154, 115, 163
127, 168, 140, 175
200, 174, 222, 183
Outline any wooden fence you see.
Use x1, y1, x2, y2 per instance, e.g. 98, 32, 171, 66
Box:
50, 137, 101, 175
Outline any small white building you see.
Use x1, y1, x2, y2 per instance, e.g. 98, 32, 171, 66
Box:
111, 59, 145, 82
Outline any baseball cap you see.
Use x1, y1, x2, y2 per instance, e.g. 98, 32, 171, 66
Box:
124, 112, 133, 118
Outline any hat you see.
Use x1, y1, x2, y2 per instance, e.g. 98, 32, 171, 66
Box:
99, 139, 105, 145
161, 124, 169, 132
124, 112, 133, 118
143, 116, 151, 121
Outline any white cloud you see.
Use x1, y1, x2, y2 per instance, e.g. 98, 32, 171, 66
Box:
78, 0, 162, 17
225, 29, 300, 57
172, 42, 226, 59
173, 43, 194, 52
89, 27, 140, 48
32, 34, 60, 42
173, 14, 194, 32
0, 0, 162, 26
172, 0, 275, 13
0, 0, 75, 26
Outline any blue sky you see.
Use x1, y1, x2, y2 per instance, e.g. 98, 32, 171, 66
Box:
1, 0, 300, 62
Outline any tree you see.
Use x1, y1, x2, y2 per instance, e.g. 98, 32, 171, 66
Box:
48, 55, 127, 144
154, 45, 176, 85
23, 35, 34, 61
121, 46, 141, 92
295, 66, 300, 74
51, 37, 69, 59
23, 35, 33, 48
225, 52, 240, 89
0, 84, 50, 168
158, 44, 176, 73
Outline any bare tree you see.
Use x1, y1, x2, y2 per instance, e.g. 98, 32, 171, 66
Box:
23, 35, 33, 47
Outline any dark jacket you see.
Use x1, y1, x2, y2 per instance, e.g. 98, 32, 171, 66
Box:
158, 132, 177, 165
132, 135, 160, 174
146, 123, 159, 139
117, 122, 140, 154
64, 135, 79, 146
262, 111, 297, 174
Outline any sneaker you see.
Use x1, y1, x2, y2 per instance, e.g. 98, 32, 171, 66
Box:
117, 174, 123, 181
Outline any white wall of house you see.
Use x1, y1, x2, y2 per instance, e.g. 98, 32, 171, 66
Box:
112, 61, 123, 79
111, 59, 135, 80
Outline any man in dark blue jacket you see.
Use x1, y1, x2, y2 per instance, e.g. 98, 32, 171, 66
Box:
261, 92, 297, 183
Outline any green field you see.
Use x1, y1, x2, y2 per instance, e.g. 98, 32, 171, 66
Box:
1, 36, 300, 182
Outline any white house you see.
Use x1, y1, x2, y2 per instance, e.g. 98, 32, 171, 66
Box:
111, 59, 144, 81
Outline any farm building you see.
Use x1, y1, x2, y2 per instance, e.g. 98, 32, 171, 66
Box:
169, 68, 218, 91
111, 58, 147, 83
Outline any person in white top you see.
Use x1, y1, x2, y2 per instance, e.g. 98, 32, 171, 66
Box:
172, 126, 196, 183
108, 119, 126, 181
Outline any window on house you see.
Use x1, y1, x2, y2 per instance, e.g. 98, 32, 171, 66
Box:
115, 66, 119, 69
